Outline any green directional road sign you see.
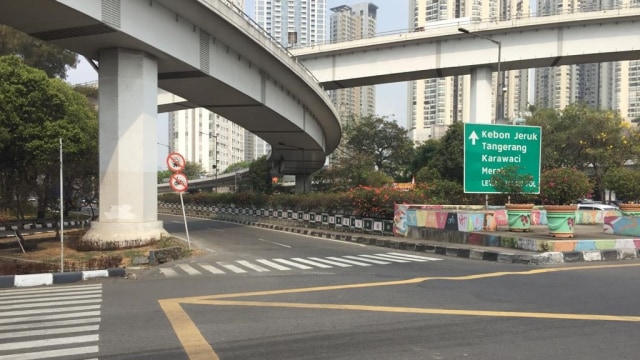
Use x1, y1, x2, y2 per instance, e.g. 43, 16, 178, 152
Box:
464, 123, 541, 194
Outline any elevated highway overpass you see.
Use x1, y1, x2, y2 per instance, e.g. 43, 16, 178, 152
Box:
291, 7, 640, 123
0, 0, 340, 243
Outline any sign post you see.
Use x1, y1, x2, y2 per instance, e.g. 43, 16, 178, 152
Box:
166, 153, 191, 250
464, 123, 541, 195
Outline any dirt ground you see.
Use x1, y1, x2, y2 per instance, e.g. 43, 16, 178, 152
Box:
0, 229, 197, 268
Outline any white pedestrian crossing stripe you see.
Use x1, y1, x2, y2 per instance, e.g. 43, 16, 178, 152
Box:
0, 284, 102, 359
158, 252, 443, 277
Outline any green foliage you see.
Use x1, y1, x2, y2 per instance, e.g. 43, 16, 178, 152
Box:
343, 114, 415, 179
490, 165, 535, 203
527, 102, 640, 200
408, 139, 440, 176
247, 156, 273, 194
603, 167, 640, 202
158, 170, 172, 184
223, 161, 251, 174
430, 122, 464, 183
183, 161, 203, 179
540, 167, 592, 205
0, 25, 78, 79
0, 56, 98, 219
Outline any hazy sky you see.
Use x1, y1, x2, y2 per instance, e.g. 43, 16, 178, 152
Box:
65, 0, 411, 166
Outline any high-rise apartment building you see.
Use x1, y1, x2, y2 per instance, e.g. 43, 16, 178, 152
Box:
407, 0, 530, 144
535, 0, 640, 122
168, 0, 246, 175
329, 3, 377, 125
247, 0, 327, 161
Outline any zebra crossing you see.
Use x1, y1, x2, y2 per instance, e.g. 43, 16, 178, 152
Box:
158, 252, 442, 277
0, 284, 102, 360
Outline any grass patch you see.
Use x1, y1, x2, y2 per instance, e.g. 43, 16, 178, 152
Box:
0, 229, 200, 275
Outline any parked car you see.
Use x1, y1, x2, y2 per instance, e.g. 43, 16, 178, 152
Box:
577, 202, 620, 211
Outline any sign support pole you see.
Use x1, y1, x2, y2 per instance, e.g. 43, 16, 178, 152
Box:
179, 192, 191, 250
59, 138, 64, 273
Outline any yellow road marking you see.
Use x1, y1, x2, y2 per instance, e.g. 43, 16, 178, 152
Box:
159, 262, 640, 359
186, 298, 640, 322
159, 299, 220, 360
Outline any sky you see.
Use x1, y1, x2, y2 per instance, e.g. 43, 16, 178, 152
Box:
65, 0, 410, 166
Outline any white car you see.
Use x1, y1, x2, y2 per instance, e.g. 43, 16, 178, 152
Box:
577, 203, 620, 212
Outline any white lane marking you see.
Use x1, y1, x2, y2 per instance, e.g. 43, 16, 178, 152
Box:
326, 257, 372, 266
0, 318, 101, 331
258, 238, 291, 248
376, 253, 429, 262
0, 305, 101, 318
159, 268, 179, 278
0, 325, 100, 340
198, 263, 225, 274
1, 298, 101, 310
291, 258, 333, 269
359, 254, 410, 263
388, 252, 443, 261
208, 228, 224, 232
308, 257, 352, 267
0, 334, 99, 351
272, 259, 313, 269
0, 293, 101, 305
0, 345, 99, 360
0, 311, 101, 325
0, 285, 101, 298
217, 263, 248, 273
343, 255, 390, 265
236, 261, 270, 272
177, 264, 202, 276
256, 259, 291, 271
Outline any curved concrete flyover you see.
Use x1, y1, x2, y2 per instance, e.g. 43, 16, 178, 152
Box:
0, 0, 340, 244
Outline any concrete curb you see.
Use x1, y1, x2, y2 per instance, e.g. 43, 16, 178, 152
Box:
246, 221, 638, 265
0, 268, 125, 288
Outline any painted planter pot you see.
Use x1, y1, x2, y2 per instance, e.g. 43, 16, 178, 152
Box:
619, 204, 640, 216
505, 204, 534, 232
544, 205, 577, 238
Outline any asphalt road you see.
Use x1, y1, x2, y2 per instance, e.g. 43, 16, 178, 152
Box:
2, 214, 639, 360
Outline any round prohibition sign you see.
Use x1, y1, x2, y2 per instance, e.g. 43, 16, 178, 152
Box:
169, 172, 188, 193
166, 152, 186, 173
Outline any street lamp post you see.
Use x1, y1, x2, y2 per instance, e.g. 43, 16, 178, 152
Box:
199, 131, 218, 192
458, 27, 502, 123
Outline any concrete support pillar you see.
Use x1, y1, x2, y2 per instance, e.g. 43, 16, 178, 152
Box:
83, 48, 168, 245
469, 67, 494, 124
295, 174, 312, 193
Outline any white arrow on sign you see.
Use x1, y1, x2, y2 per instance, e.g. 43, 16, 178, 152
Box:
468, 131, 479, 145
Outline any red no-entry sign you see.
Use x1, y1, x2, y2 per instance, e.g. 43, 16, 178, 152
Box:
166, 152, 186, 173
169, 172, 188, 193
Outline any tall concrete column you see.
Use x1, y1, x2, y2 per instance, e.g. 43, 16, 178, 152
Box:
469, 67, 494, 124
83, 48, 168, 245
295, 174, 312, 193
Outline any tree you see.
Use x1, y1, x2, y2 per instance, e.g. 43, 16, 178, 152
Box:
0, 55, 98, 219
158, 170, 172, 184
223, 161, 251, 174
183, 161, 204, 179
430, 121, 464, 183
527, 103, 640, 200
0, 25, 77, 79
408, 139, 440, 177
246, 156, 273, 194
343, 115, 415, 179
